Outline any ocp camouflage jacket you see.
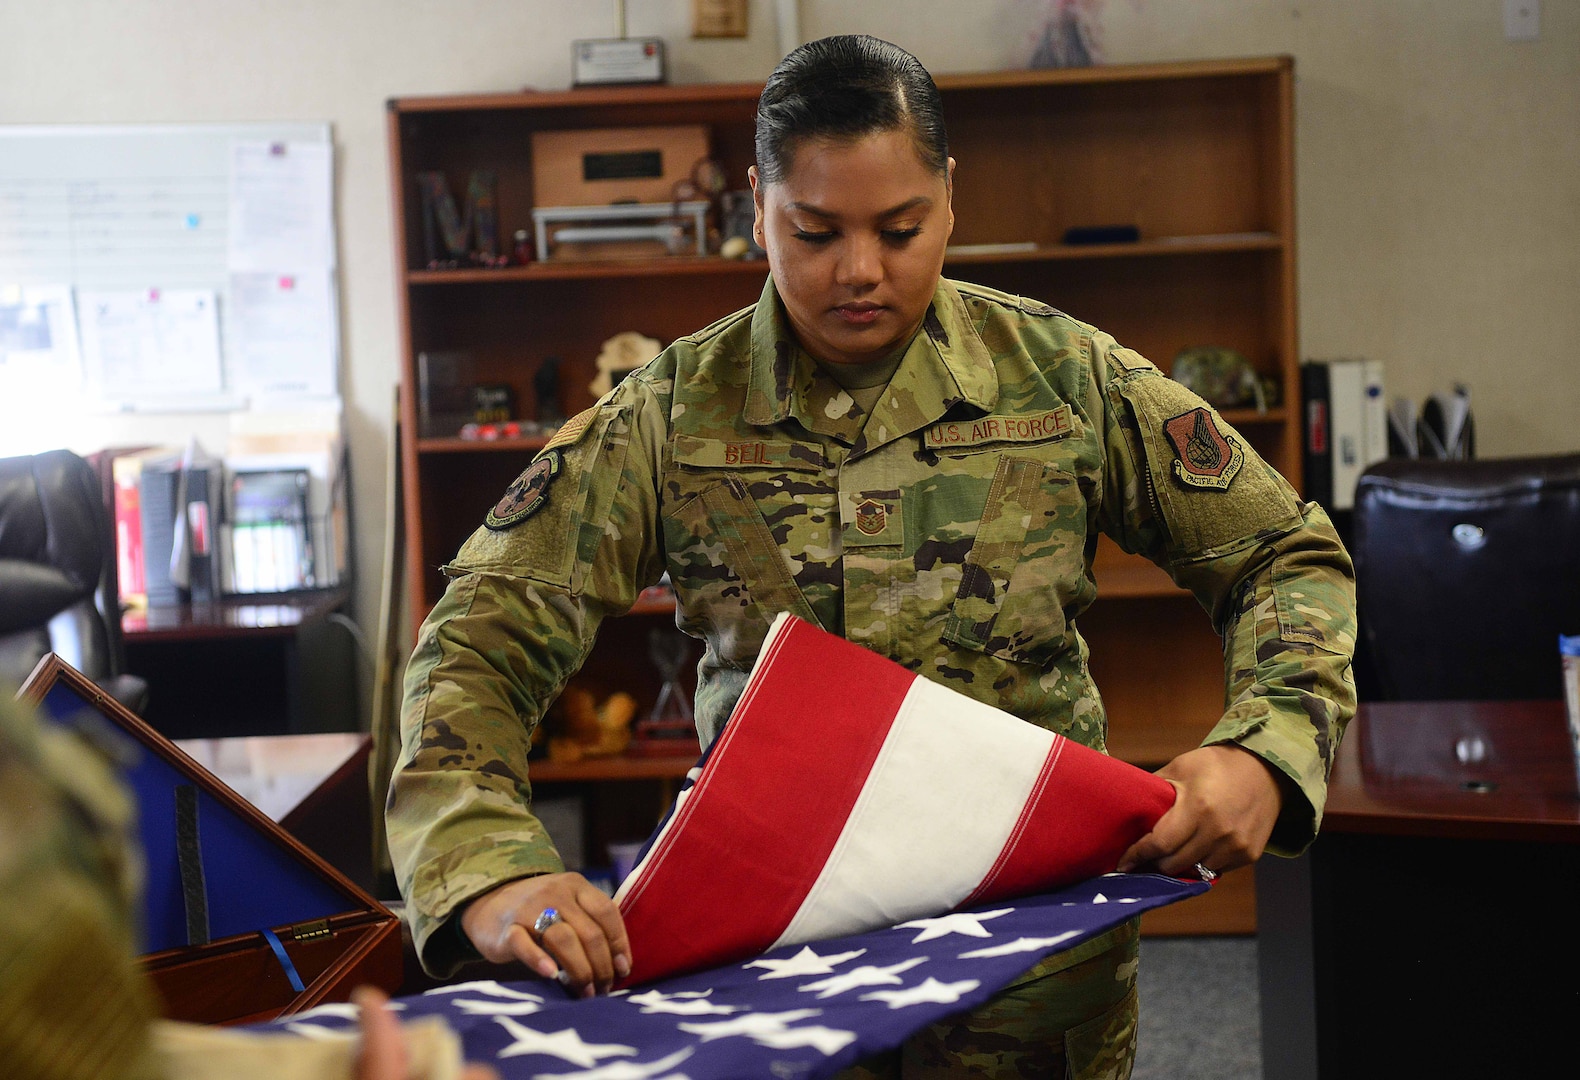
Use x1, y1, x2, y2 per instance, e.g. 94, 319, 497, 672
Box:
389, 276, 1356, 975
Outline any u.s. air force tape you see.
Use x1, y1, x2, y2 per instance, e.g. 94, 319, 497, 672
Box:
485, 450, 561, 531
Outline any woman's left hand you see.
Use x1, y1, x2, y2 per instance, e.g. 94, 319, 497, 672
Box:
1116, 744, 1284, 879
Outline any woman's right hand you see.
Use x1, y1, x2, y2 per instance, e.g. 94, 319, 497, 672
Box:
458, 872, 631, 998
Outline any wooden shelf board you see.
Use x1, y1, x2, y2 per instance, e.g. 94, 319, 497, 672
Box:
385, 57, 1291, 117
946, 233, 1281, 265
417, 434, 549, 453
530, 753, 696, 783
388, 81, 763, 114
934, 55, 1289, 92
406, 234, 1281, 287
408, 257, 769, 285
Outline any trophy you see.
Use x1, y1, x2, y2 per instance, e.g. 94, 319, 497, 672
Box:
630, 627, 698, 755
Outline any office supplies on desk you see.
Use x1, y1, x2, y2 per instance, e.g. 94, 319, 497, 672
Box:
225, 469, 314, 594
222, 419, 349, 593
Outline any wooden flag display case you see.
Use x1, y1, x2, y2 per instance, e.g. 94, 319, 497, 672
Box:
18, 654, 403, 1025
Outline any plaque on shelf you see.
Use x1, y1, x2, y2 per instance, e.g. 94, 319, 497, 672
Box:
531, 125, 706, 206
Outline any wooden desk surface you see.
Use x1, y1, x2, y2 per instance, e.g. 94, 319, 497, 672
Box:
123, 587, 349, 642
1325, 699, 1580, 843
174, 731, 368, 821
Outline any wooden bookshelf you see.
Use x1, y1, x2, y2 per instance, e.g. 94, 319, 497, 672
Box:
388, 58, 1300, 931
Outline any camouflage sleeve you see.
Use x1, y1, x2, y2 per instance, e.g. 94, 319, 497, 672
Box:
387, 369, 670, 976
0, 693, 163, 1080
1092, 339, 1357, 854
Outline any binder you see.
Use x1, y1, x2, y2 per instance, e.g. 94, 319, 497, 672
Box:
177, 463, 223, 603
1300, 361, 1333, 508
1361, 359, 1388, 471
111, 447, 179, 609
139, 458, 183, 608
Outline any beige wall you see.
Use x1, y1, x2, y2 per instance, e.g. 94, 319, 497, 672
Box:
3, 1, 1575, 693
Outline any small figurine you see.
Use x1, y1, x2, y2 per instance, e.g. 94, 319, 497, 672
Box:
589, 331, 662, 398
548, 684, 637, 763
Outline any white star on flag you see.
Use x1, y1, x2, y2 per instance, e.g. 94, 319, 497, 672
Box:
798, 958, 927, 999
745, 945, 867, 979
289, 1000, 404, 1021
860, 977, 981, 1010
895, 908, 1013, 943
679, 1010, 857, 1056
426, 981, 545, 1002
532, 1046, 696, 1079
452, 997, 544, 1016
493, 1017, 637, 1066
625, 988, 741, 1016
678, 1008, 821, 1041
960, 931, 1081, 959
283, 1022, 345, 1039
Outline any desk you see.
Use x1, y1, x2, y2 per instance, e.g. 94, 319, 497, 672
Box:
175, 731, 377, 895
1257, 700, 1580, 1078
123, 588, 357, 738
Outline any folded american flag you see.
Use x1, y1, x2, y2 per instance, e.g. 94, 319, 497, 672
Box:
614, 613, 1181, 986
260, 874, 1206, 1078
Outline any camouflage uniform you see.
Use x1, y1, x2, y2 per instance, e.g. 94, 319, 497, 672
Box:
0, 692, 161, 1080
389, 276, 1356, 1073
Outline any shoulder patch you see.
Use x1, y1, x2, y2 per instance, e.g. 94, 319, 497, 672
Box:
1015, 296, 1062, 317
953, 281, 1065, 319
1164, 408, 1244, 490
485, 450, 562, 530
1108, 347, 1157, 375
543, 407, 597, 453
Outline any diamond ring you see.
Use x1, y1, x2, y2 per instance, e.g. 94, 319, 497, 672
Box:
1194, 863, 1219, 884
532, 907, 563, 936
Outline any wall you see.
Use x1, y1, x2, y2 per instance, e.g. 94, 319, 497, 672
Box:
3, 1, 1575, 688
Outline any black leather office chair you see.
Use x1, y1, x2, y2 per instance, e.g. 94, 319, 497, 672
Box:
0, 449, 149, 712
1352, 454, 1580, 701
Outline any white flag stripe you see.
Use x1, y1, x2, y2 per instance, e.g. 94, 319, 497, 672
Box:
773, 677, 1055, 947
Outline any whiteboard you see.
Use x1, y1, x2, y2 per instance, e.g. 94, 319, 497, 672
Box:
0, 122, 337, 411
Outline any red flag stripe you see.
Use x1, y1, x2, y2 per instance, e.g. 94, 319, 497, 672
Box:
615, 615, 915, 984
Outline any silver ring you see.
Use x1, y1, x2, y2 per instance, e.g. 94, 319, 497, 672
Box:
532, 907, 562, 936
1194, 863, 1219, 884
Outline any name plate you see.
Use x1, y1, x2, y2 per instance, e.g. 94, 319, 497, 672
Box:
924, 406, 1074, 450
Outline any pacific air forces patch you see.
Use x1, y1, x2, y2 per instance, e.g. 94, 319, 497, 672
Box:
485, 451, 561, 530
1163, 407, 1243, 490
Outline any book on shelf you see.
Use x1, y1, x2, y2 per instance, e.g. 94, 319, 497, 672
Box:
138, 457, 183, 608
172, 457, 223, 604
1302, 358, 1387, 511
111, 446, 180, 609
1300, 362, 1332, 509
